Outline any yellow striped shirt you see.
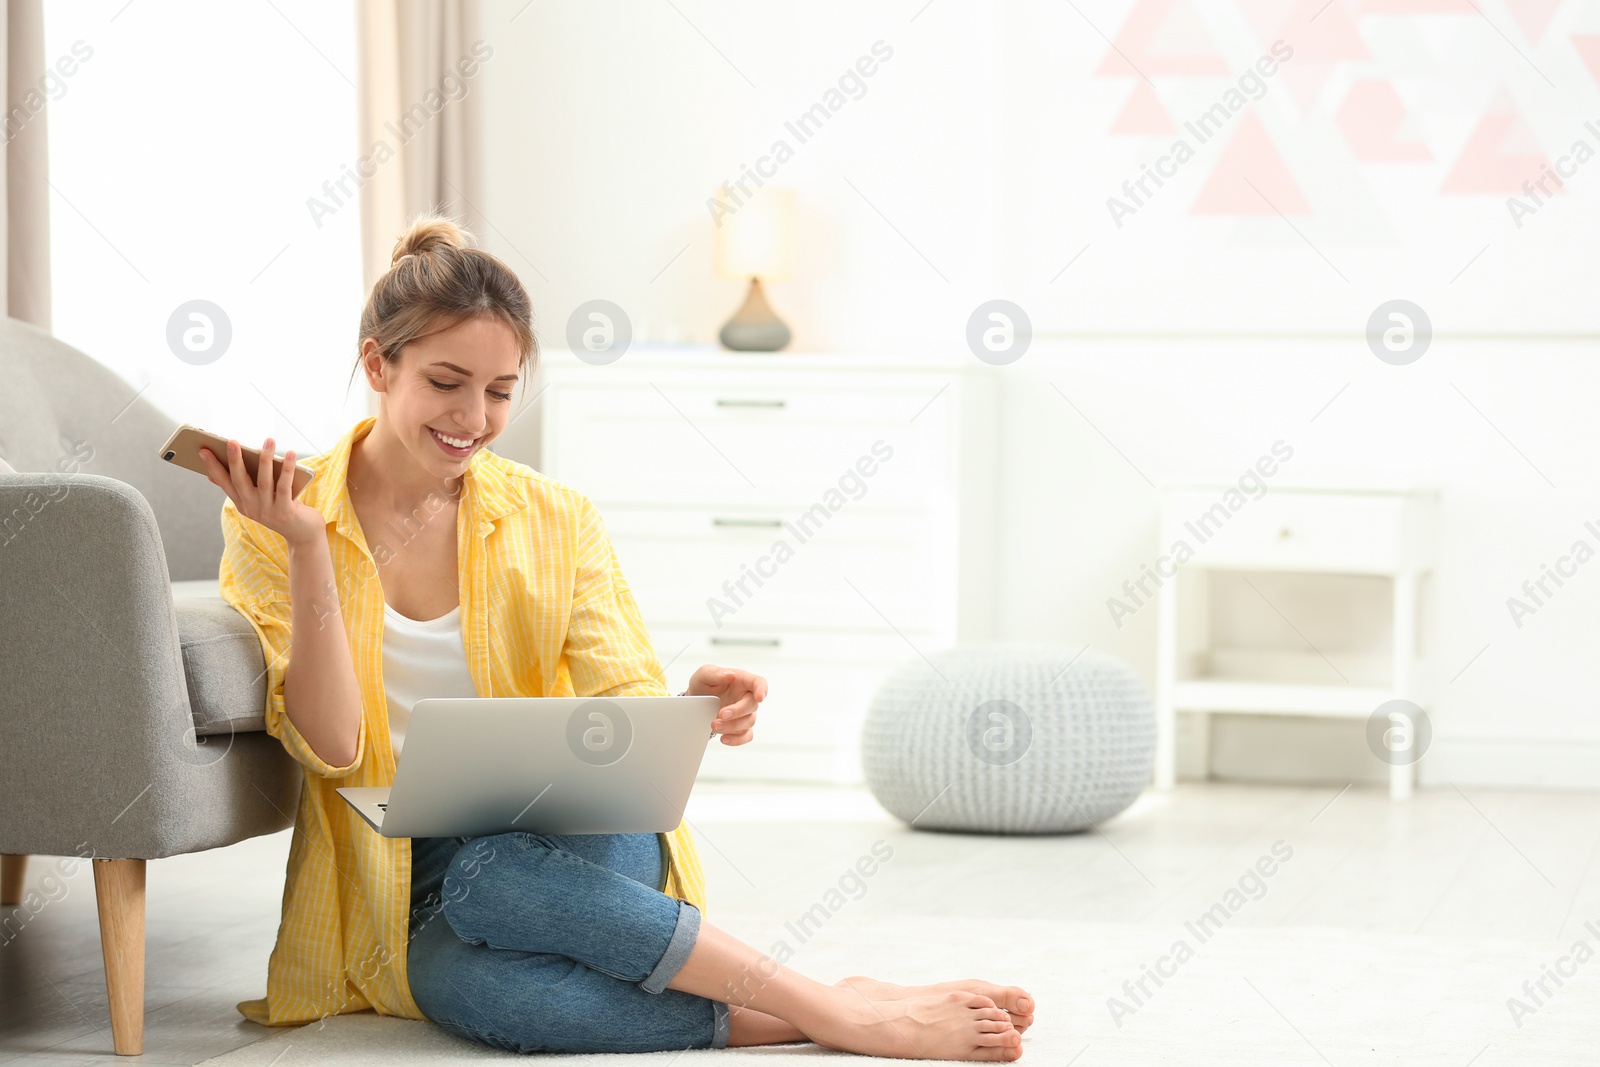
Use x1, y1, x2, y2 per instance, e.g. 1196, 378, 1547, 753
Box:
219, 414, 708, 1026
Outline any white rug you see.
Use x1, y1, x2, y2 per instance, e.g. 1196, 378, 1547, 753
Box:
201, 912, 1595, 1064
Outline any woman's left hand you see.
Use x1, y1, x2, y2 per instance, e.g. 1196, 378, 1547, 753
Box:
687, 665, 767, 745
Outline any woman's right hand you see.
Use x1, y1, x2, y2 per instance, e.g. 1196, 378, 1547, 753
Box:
199, 437, 326, 549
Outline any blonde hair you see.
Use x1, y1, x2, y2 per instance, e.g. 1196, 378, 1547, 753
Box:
352, 212, 537, 388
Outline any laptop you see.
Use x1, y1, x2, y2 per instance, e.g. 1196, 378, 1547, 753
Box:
336, 695, 721, 838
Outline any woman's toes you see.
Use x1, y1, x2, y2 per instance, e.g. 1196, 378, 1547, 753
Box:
997, 986, 1033, 1015
958, 981, 1032, 1018
977, 1028, 1023, 1046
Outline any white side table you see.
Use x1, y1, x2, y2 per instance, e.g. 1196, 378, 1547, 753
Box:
1154, 485, 1438, 799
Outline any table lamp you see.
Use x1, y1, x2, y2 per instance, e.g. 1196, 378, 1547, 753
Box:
713, 187, 795, 351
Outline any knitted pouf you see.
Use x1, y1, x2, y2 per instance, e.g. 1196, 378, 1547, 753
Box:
860, 643, 1156, 834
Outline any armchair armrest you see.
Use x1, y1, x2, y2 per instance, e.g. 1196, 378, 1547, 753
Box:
0, 473, 298, 860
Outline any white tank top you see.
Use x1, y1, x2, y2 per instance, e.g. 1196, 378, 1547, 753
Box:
381, 601, 478, 763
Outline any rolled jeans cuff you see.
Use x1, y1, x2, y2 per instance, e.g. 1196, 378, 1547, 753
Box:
710, 997, 731, 1047
640, 898, 700, 995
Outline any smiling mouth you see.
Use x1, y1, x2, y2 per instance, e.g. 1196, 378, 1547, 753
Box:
429, 427, 480, 454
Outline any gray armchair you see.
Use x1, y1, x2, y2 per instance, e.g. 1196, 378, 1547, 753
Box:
0, 316, 301, 1054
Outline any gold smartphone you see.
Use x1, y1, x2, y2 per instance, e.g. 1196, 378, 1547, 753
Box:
157, 423, 316, 498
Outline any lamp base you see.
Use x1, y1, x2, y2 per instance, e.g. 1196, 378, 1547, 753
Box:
719, 277, 791, 352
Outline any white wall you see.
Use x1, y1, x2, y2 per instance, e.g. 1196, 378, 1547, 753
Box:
478, 0, 1001, 354
473, 0, 1600, 789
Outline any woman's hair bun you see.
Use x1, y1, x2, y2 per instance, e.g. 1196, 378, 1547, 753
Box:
390, 214, 472, 267
357, 210, 536, 388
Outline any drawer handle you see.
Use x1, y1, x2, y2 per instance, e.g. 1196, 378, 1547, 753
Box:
709, 636, 781, 647
714, 398, 787, 409
712, 517, 785, 528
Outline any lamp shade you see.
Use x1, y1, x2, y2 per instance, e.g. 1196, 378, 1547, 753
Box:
713, 188, 795, 281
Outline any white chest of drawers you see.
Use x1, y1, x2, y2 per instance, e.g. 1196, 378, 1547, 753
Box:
529, 347, 999, 783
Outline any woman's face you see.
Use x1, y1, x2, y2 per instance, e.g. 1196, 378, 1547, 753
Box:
363, 314, 524, 476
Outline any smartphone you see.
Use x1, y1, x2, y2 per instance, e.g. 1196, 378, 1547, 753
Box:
157, 423, 316, 499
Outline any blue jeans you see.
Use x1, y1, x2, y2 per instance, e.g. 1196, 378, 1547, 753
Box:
406, 831, 731, 1053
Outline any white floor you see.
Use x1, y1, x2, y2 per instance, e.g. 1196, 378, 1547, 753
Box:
2, 781, 1598, 1064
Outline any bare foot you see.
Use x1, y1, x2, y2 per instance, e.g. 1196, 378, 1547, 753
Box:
836, 976, 1036, 1033
801, 987, 1023, 1061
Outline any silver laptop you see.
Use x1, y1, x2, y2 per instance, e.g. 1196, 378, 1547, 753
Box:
336, 695, 720, 838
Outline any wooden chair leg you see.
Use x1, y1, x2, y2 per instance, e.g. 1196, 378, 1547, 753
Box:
92, 858, 145, 1056
0, 855, 25, 905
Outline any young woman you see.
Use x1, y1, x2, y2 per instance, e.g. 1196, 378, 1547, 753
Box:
199, 215, 1033, 1058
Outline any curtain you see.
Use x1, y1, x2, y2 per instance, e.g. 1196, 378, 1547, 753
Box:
356, 0, 485, 296
4, 0, 49, 331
